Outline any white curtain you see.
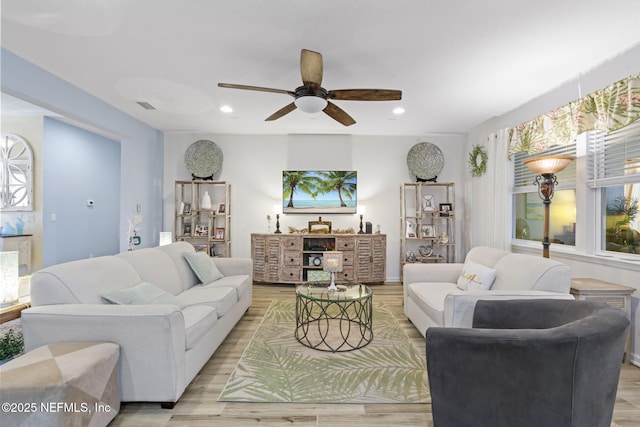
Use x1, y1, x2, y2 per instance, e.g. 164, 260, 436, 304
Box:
485, 128, 513, 250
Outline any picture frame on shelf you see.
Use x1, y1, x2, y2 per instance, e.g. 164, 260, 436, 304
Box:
194, 244, 208, 253
422, 194, 436, 212
308, 217, 332, 234
217, 202, 226, 214
182, 203, 192, 214
421, 224, 435, 238
183, 223, 192, 235
406, 220, 416, 238
439, 203, 453, 217
214, 227, 225, 240
194, 224, 209, 236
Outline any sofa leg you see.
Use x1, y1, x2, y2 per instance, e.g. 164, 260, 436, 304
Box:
160, 402, 176, 409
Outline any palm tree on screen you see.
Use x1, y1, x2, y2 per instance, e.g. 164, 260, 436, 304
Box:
282, 171, 322, 208
318, 171, 357, 207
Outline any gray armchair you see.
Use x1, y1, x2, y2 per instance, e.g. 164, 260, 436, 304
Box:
426, 299, 629, 427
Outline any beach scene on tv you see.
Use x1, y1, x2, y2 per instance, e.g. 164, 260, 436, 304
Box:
282, 170, 357, 214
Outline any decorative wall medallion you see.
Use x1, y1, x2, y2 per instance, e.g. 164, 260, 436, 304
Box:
406, 142, 444, 182
184, 140, 223, 180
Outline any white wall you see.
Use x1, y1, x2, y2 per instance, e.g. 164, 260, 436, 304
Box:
163, 133, 465, 281
465, 44, 640, 364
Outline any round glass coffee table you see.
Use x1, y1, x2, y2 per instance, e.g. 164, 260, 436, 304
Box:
295, 283, 373, 352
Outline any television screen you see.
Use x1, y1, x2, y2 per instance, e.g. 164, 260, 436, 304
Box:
282, 170, 357, 214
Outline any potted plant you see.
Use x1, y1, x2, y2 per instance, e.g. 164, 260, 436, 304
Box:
606, 196, 639, 228
0, 329, 24, 364
606, 196, 639, 252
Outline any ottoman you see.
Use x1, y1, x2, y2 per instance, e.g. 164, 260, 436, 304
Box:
0, 342, 120, 427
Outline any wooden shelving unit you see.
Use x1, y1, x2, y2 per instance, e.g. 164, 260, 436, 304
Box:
400, 182, 455, 274
174, 180, 231, 257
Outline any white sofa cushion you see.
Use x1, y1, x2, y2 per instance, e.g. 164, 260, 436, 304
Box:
203, 275, 252, 299
177, 285, 237, 318
157, 241, 201, 291
181, 305, 217, 350
30, 256, 142, 305
117, 249, 184, 295
408, 282, 464, 326
492, 254, 571, 292
102, 282, 186, 308
456, 260, 497, 290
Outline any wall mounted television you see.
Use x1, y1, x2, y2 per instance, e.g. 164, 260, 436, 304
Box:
282, 170, 357, 214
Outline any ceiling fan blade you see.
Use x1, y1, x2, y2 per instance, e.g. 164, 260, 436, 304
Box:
329, 89, 402, 101
323, 101, 356, 126
218, 83, 295, 97
265, 102, 297, 121
300, 49, 323, 89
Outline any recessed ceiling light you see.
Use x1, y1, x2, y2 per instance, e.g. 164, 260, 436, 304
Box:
393, 107, 405, 115
220, 105, 233, 113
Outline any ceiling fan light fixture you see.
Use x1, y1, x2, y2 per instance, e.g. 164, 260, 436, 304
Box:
294, 96, 328, 113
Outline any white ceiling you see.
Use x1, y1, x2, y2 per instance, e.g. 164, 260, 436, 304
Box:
2, 0, 640, 136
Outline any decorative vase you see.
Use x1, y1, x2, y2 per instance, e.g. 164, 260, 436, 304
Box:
2, 222, 16, 236
201, 191, 212, 209
15, 218, 24, 235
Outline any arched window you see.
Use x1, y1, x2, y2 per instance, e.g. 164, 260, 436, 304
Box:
1, 133, 33, 211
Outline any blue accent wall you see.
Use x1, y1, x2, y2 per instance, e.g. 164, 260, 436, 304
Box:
42, 118, 121, 265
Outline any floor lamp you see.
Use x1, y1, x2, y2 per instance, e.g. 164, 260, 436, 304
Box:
523, 155, 575, 258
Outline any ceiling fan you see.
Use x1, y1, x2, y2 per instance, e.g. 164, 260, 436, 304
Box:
218, 49, 402, 126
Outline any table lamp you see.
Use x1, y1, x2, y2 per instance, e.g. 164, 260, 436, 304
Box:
323, 251, 343, 292
159, 232, 173, 246
0, 251, 19, 306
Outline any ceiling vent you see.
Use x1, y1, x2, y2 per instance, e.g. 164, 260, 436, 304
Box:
136, 101, 156, 110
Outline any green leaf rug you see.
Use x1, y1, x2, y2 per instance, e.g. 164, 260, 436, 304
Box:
218, 300, 429, 403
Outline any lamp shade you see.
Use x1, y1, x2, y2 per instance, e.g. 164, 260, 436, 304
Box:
159, 232, 173, 246
323, 251, 343, 273
523, 155, 575, 175
294, 96, 328, 113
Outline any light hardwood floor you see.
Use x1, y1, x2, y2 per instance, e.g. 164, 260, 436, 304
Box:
110, 282, 640, 427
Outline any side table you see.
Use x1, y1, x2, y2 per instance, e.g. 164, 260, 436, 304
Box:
295, 283, 373, 352
571, 278, 636, 363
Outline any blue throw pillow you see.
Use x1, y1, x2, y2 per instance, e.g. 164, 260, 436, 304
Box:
102, 281, 186, 308
184, 251, 225, 284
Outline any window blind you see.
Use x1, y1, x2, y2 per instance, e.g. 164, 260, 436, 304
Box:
587, 120, 640, 188
513, 143, 577, 190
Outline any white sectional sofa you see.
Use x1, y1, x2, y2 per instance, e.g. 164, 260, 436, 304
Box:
21, 242, 252, 407
403, 246, 574, 336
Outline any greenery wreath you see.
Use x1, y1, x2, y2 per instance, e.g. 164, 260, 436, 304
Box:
468, 144, 488, 177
